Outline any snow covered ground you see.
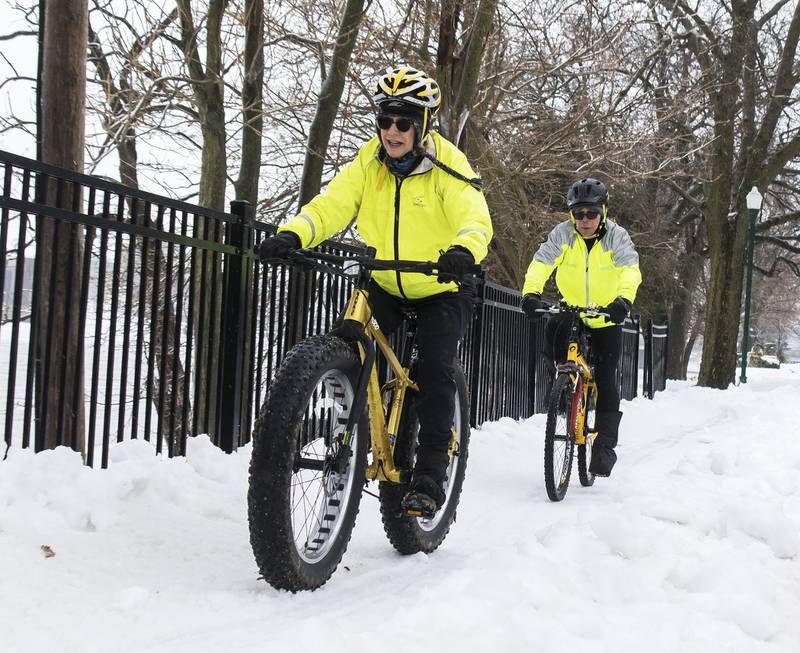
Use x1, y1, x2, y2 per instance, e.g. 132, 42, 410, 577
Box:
2, 365, 800, 652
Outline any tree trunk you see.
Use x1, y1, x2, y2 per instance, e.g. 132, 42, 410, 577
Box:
694, 5, 749, 389
88, 16, 190, 452
699, 233, 749, 387
234, 0, 264, 206
290, 0, 364, 350
682, 324, 700, 379
666, 251, 703, 380
118, 141, 189, 455
449, 0, 498, 147
666, 293, 691, 380
36, 0, 88, 453
435, 0, 460, 137
177, 0, 229, 434
697, 111, 751, 387
233, 0, 264, 442
296, 0, 365, 207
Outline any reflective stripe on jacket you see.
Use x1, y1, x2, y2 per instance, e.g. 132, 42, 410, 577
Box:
278, 132, 493, 299
522, 219, 642, 328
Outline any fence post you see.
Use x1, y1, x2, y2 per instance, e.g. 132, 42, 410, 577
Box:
632, 314, 640, 399
468, 276, 485, 427
527, 312, 537, 418
661, 319, 669, 391
643, 318, 653, 400
216, 200, 253, 453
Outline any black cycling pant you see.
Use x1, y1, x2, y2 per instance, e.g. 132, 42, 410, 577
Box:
543, 314, 622, 413
367, 280, 474, 485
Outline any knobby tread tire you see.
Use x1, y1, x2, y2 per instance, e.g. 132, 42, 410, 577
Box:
544, 373, 576, 502
379, 361, 470, 555
248, 336, 367, 592
577, 388, 596, 487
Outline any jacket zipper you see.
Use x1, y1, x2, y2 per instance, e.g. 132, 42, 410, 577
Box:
583, 237, 590, 305
393, 177, 407, 298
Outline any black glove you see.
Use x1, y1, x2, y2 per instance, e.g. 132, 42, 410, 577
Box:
521, 293, 546, 321
436, 246, 474, 283
603, 297, 631, 324
258, 231, 301, 262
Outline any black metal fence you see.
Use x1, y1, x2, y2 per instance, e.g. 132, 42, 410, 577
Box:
0, 149, 663, 466
468, 280, 540, 424
469, 283, 641, 419
0, 150, 257, 466
643, 319, 669, 399
619, 316, 641, 402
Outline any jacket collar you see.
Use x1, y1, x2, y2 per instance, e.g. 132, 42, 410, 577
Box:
375, 133, 437, 177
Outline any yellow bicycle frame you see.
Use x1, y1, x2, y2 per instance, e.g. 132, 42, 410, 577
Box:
341, 288, 418, 483
563, 339, 597, 447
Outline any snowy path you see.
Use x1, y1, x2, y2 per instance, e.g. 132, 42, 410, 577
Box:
2, 365, 800, 652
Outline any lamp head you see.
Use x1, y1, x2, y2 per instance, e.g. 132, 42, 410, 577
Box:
746, 186, 763, 211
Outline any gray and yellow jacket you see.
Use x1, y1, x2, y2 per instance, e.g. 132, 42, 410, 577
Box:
278, 132, 493, 300
522, 218, 642, 328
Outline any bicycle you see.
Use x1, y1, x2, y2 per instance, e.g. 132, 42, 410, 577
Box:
537, 302, 609, 502
248, 247, 480, 591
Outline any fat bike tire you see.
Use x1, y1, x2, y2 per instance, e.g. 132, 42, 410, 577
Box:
379, 361, 470, 555
248, 336, 368, 591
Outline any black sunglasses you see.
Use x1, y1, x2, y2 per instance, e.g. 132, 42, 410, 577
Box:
573, 209, 601, 220
377, 115, 414, 132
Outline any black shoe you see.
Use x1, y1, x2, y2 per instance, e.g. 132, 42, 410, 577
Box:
401, 475, 445, 518
589, 444, 617, 477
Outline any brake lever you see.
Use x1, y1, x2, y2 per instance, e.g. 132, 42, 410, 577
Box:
435, 263, 484, 284
285, 249, 320, 271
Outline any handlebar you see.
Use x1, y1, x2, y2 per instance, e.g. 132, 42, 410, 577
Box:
534, 300, 610, 319
266, 248, 482, 282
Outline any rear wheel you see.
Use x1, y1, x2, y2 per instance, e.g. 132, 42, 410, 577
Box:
379, 361, 470, 554
248, 336, 368, 591
544, 373, 576, 502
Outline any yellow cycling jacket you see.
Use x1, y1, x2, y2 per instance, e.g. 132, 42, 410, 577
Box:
522, 218, 642, 328
278, 132, 493, 299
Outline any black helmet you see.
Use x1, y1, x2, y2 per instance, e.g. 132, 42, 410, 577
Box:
567, 178, 608, 211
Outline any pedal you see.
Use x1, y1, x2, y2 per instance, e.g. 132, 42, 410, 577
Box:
401, 491, 438, 519
403, 507, 436, 519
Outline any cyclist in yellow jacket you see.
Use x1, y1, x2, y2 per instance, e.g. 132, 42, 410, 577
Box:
259, 65, 493, 516
520, 178, 641, 477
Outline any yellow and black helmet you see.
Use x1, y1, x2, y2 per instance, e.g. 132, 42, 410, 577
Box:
372, 65, 442, 115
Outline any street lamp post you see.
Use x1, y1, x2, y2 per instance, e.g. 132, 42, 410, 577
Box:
740, 186, 763, 384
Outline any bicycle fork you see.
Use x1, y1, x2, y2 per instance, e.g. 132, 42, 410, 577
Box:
556, 362, 590, 447
574, 380, 597, 447
332, 289, 375, 475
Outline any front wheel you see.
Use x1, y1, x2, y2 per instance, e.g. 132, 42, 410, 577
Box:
544, 373, 576, 501
248, 336, 368, 591
577, 385, 596, 487
379, 360, 470, 554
